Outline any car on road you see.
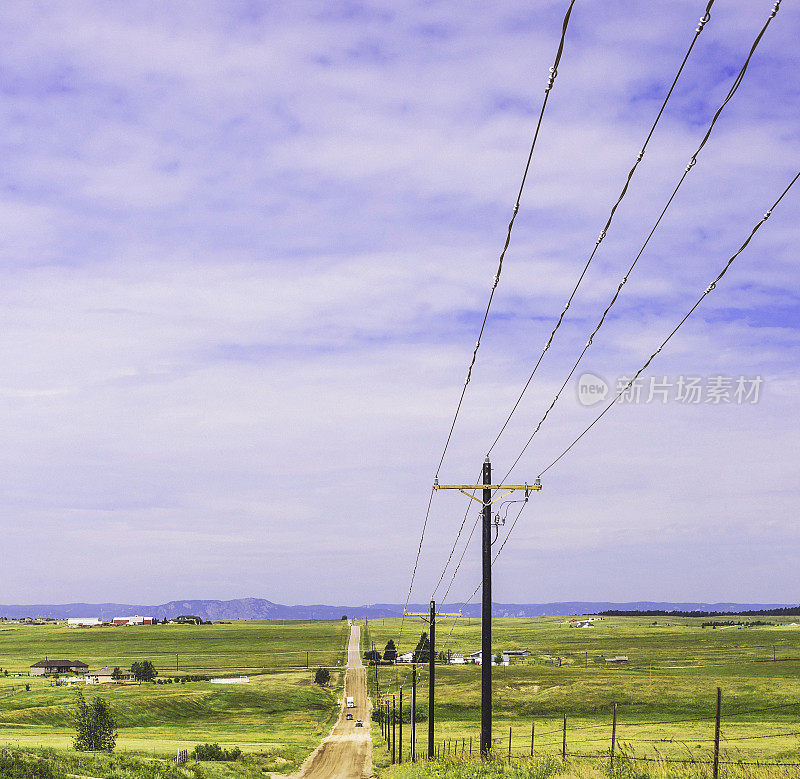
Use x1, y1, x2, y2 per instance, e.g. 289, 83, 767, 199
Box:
355, 720, 363, 727
346, 713, 353, 720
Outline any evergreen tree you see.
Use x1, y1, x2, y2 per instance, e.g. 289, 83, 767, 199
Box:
383, 639, 397, 663
412, 632, 430, 663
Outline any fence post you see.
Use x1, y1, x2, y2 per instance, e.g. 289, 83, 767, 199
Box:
562, 715, 567, 760
508, 727, 512, 760
470, 736, 472, 757
713, 687, 722, 779
531, 722, 535, 756
610, 703, 617, 768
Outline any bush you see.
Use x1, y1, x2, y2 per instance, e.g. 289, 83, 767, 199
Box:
190, 743, 242, 761
0, 751, 57, 778
313, 668, 331, 685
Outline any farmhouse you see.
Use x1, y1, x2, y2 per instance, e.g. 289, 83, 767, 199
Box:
30, 660, 89, 676
87, 667, 136, 683
396, 651, 415, 663
604, 656, 629, 665
467, 651, 509, 666
66, 618, 102, 627
112, 615, 154, 626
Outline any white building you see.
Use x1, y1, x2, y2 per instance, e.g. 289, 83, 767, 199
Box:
468, 651, 509, 666
397, 652, 415, 663
66, 618, 102, 627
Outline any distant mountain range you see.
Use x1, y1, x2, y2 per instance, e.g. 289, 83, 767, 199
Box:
0, 598, 793, 621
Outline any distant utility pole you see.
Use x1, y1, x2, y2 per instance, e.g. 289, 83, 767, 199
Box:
411, 664, 417, 762
399, 686, 403, 764
433, 457, 540, 757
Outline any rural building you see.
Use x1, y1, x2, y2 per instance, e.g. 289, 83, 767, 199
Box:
604, 656, 629, 665
112, 615, 154, 626
448, 653, 466, 664
503, 649, 532, 657
30, 660, 89, 676
396, 652, 415, 663
87, 667, 136, 683
577, 620, 595, 628
468, 651, 509, 666
66, 618, 102, 627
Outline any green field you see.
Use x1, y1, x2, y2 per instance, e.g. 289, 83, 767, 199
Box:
0, 619, 350, 775
365, 615, 800, 772
0, 619, 349, 674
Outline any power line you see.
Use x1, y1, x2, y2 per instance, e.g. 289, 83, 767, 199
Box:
401, 0, 578, 634
485, 0, 716, 457
440, 169, 798, 635
501, 0, 786, 484
538, 169, 798, 479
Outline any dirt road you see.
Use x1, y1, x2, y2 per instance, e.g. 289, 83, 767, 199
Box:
293, 623, 372, 779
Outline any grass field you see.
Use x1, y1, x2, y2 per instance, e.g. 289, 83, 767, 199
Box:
0, 618, 349, 674
365, 615, 800, 770
0, 619, 351, 775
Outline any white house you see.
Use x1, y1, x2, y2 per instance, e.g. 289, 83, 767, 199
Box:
87, 667, 136, 683
467, 651, 509, 666
448, 654, 466, 664
396, 652, 415, 663
66, 618, 102, 627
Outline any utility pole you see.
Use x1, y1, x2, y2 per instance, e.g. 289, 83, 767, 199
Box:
373, 642, 380, 701
399, 686, 403, 763
411, 664, 417, 762
392, 694, 396, 764
429, 599, 435, 760
433, 464, 540, 759
481, 456, 492, 756
402, 599, 461, 762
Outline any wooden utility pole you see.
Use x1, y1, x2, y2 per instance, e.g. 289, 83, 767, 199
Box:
411, 665, 417, 762
610, 703, 617, 768
429, 600, 435, 760
392, 694, 396, 764
399, 686, 403, 764
433, 464, 540, 758
481, 457, 493, 756
562, 715, 567, 760
713, 687, 722, 779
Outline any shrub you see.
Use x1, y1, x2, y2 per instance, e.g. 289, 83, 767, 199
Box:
313, 668, 331, 685
190, 743, 242, 761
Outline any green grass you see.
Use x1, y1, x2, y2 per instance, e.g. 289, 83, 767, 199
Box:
0, 619, 349, 674
365, 616, 800, 766
0, 619, 352, 775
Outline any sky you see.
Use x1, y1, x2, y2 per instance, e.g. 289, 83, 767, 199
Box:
1, 1, 798, 606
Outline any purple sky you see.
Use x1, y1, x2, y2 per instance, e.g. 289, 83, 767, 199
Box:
1, 1, 798, 606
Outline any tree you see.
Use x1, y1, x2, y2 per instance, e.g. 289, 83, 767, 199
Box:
131, 660, 158, 682
313, 668, 331, 685
494, 654, 504, 665
92, 697, 117, 751
383, 639, 397, 664
363, 649, 381, 664
111, 667, 123, 681
412, 633, 430, 663
130, 661, 157, 682
73, 693, 117, 752
74, 694, 92, 751
341, 615, 348, 620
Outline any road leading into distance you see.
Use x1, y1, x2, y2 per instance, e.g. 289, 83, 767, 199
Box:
293, 623, 372, 779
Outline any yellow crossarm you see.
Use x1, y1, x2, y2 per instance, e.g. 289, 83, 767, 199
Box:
434, 483, 539, 490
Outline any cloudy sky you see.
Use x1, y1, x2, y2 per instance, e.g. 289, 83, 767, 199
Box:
1, 1, 798, 606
